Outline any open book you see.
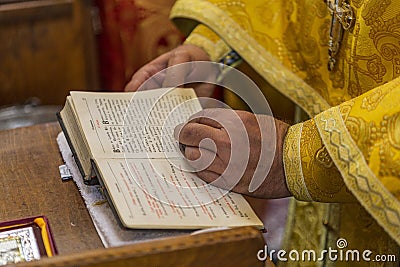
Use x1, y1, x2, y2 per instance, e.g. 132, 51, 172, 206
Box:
57, 88, 263, 230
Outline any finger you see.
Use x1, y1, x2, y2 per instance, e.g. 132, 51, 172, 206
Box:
185, 82, 218, 98
125, 52, 172, 91
126, 68, 163, 92
187, 109, 225, 127
195, 169, 220, 185
125, 71, 150, 92
162, 49, 193, 88
174, 122, 225, 150
189, 116, 223, 129
196, 171, 233, 191
188, 109, 240, 128
184, 146, 226, 174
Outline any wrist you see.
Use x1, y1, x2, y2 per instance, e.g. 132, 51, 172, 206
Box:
273, 119, 292, 198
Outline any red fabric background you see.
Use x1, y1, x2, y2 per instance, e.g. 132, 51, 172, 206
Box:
95, 0, 184, 91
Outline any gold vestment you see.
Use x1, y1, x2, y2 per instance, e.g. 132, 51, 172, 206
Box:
170, 0, 400, 265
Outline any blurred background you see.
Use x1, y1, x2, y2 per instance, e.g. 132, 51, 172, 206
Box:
0, 0, 183, 129
0, 1, 288, 252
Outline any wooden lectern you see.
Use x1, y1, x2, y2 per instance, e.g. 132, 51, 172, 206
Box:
0, 123, 266, 267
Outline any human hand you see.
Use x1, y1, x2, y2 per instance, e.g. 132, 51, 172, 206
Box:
174, 108, 291, 199
125, 44, 217, 97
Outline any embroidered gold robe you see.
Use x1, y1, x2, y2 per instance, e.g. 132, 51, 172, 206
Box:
169, 0, 400, 266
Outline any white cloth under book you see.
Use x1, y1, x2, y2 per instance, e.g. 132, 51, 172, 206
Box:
56, 132, 191, 248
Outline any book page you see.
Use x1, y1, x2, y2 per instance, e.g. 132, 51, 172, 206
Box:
70, 88, 202, 159
95, 158, 263, 229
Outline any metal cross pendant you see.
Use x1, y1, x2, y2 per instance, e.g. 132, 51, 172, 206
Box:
325, 0, 355, 71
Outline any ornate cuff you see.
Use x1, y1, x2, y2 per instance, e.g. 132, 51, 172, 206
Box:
283, 123, 314, 201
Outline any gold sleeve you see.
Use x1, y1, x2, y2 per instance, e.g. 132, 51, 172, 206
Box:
284, 77, 400, 206
284, 116, 356, 202
183, 25, 231, 62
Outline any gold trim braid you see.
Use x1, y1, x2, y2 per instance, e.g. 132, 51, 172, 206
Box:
283, 123, 314, 201
170, 0, 330, 117
314, 107, 400, 245
184, 25, 231, 62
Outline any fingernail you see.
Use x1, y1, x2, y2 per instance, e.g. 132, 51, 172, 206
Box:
179, 143, 186, 154
174, 123, 184, 140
